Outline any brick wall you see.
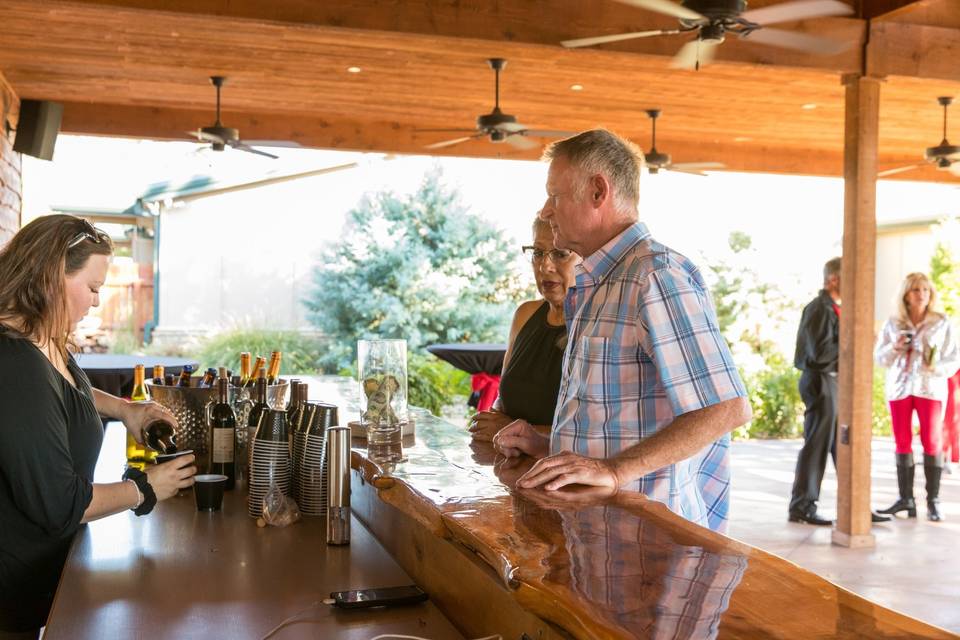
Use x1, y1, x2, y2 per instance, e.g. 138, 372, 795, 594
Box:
0, 70, 20, 246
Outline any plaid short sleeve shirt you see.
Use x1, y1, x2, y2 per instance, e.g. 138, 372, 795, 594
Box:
552, 222, 746, 532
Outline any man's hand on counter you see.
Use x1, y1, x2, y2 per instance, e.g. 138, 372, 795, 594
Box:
516, 451, 620, 492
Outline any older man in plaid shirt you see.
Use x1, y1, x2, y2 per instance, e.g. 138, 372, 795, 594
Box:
494, 129, 751, 533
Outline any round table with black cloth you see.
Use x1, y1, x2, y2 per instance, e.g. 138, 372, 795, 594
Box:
426, 343, 507, 411
426, 343, 507, 375
74, 354, 199, 398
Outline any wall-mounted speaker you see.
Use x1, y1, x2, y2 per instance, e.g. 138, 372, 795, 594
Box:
13, 99, 63, 160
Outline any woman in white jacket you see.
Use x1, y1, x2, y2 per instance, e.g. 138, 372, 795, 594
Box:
875, 272, 960, 521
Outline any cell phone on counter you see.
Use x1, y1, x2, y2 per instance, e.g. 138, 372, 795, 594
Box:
330, 585, 428, 609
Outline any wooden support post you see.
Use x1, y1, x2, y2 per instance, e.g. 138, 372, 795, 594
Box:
833, 74, 880, 548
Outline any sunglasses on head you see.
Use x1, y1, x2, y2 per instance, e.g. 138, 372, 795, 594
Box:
67, 220, 107, 249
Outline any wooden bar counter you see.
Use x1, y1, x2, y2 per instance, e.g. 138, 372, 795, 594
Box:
287, 377, 958, 640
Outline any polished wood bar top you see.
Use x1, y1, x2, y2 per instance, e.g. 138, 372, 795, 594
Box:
44, 422, 463, 640
296, 377, 958, 639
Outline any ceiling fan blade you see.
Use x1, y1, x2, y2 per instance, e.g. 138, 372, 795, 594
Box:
497, 122, 529, 133
414, 128, 481, 133
742, 0, 853, 26
505, 134, 540, 151
190, 129, 224, 144
666, 167, 710, 176
877, 164, 923, 177
671, 39, 718, 70
743, 27, 853, 55
670, 161, 726, 170
561, 29, 679, 49
240, 140, 303, 148
425, 135, 479, 150
613, 0, 704, 21
228, 141, 279, 159
517, 129, 578, 139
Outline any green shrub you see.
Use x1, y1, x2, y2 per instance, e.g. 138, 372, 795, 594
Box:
407, 352, 471, 417
337, 351, 470, 418
872, 366, 892, 437
195, 329, 324, 376
737, 355, 803, 440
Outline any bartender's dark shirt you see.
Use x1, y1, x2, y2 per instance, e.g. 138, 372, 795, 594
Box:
0, 329, 102, 630
793, 289, 840, 373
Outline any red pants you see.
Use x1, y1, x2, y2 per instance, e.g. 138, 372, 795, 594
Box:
889, 395, 943, 456
943, 371, 960, 463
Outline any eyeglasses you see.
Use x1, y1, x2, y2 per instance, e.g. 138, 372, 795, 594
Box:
67, 220, 108, 249
522, 246, 573, 264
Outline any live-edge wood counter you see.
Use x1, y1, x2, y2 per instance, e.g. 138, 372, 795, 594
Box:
43, 420, 463, 640
304, 373, 957, 640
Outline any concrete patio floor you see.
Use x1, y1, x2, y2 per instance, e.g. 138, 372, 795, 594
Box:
728, 437, 960, 634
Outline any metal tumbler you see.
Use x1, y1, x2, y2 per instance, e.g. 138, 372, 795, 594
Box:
326, 426, 351, 545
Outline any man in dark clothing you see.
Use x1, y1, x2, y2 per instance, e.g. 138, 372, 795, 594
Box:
788, 257, 842, 525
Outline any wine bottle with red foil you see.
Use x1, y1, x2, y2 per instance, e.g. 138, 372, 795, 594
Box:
209, 377, 236, 489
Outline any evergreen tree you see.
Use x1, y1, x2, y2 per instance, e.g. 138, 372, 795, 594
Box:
305, 168, 532, 371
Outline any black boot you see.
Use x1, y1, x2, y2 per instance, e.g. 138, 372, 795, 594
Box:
877, 453, 916, 517
925, 454, 944, 522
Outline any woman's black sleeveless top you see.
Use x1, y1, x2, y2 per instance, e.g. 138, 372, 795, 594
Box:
498, 302, 567, 426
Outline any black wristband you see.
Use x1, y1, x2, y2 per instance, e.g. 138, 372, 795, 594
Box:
122, 467, 157, 516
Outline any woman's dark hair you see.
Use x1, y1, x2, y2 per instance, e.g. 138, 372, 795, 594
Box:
0, 214, 113, 360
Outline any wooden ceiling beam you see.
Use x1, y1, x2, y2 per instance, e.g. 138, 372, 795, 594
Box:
868, 22, 960, 83
58, 99, 960, 183
36, 0, 864, 74
861, 0, 931, 21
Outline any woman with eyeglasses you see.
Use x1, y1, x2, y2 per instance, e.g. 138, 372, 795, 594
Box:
874, 272, 960, 522
469, 216, 581, 449
0, 215, 196, 638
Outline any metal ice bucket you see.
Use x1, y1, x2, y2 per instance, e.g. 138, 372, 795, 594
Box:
147, 380, 289, 471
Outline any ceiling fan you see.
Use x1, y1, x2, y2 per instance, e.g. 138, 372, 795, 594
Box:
189, 76, 296, 159
641, 109, 725, 175
420, 58, 575, 151
561, 0, 854, 70
879, 97, 960, 179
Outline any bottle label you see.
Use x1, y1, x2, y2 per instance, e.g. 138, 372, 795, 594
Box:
212, 428, 234, 463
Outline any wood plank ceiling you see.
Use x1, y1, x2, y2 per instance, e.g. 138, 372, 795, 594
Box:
0, 0, 958, 181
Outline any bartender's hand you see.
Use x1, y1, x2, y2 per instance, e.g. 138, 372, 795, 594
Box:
517, 451, 620, 491
145, 454, 197, 501
493, 419, 550, 459
119, 401, 179, 444
468, 409, 514, 442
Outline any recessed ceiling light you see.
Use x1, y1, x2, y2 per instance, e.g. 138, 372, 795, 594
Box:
733, 136, 753, 142
347, 66, 362, 74
801, 103, 817, 110
570, 84, 584, 91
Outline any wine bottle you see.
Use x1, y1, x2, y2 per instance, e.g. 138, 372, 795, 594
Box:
199, 367, 217, 389
209, 377, 236, 490
177, 365, 194, 388
144, 419, 177, 454
266, 351, 282, 385
248, 375, 269, 434
247, 356, 267, 387
239, 352, 252, 387
126, 365, 155, 464
287, 381, 304, 432
152, 365, 165, 385
164, 373, 176, 386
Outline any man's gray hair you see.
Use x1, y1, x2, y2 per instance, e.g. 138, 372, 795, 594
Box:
823, 257, 841, 283
543, 129, 643, 218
